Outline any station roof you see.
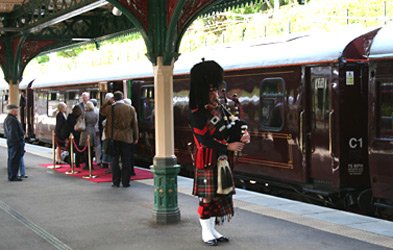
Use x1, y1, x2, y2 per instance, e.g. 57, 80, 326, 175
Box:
0, 1, 131, 40
0, 0, 263, 50
0, 0, 25, 13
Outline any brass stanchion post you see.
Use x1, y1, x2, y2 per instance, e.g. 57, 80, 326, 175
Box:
83, 135, 97, 179
66, 133, 79, 174
48, 130, 61, 169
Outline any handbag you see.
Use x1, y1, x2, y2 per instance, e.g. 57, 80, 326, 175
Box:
74, 115, 86, 132
105, 104, 115, 156
216, 155, 235, 195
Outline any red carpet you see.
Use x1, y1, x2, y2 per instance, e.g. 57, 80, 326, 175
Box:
39, 163, 153, 183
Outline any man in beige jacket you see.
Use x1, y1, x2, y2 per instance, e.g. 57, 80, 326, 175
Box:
100, 91, 138, 188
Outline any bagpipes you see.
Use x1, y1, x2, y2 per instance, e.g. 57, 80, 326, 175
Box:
205, 89, 248, 195
205, 89, 248, 143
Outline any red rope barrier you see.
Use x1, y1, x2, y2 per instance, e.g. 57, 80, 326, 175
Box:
72, 137, 88, 153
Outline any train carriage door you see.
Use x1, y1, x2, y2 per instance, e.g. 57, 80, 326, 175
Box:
305, 66, 335, 188
26, 80, 35, 138
338, 63, 370, 191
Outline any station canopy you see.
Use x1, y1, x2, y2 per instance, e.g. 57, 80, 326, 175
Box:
0, 0, 262, 54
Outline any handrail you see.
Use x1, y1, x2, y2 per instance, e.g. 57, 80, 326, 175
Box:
300, 111, 305, 152
329, 110, 334, 155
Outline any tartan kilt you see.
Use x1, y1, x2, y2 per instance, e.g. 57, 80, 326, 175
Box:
193, 167, 216, 199
193, 166, 236, 199
211, 196, 234, 222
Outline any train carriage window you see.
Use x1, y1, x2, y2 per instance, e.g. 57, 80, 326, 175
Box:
47, 92, 65, 117
378, 82, 393, 137
140, 86, 154, 124
1, 94, 8, 113
312, 77, 330, 130
67, 92, 77, 100
66, 91, 80, 109
260, 78, 285, 130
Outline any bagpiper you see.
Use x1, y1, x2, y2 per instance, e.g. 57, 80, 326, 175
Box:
189, 60, 250, 246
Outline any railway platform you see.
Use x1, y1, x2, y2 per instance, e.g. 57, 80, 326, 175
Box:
0, 139, 393, 250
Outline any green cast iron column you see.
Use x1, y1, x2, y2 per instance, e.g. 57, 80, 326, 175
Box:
150, 54, 180, 224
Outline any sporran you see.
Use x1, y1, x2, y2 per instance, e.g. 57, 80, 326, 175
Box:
216, 155, 235, 195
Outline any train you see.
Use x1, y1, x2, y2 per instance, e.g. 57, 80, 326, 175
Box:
1, 24, 392, 216
368, 25, 393, 216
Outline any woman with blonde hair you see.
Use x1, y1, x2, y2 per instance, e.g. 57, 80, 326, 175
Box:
55, 102, 68, 163
79, 101, 98, 169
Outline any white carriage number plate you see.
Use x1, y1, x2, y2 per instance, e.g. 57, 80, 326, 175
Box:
346, 71, 354, 85
348, 163, 364, 175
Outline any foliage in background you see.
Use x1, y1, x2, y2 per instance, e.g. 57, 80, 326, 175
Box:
36, 54, 50, 64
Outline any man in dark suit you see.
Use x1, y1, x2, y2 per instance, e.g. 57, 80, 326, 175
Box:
4, 104, 25, 182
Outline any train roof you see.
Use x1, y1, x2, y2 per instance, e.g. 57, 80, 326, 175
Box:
0, 77, 35, 90
32, 26, 379, 89
369, 23, 393, 60
19, 77, 35, 90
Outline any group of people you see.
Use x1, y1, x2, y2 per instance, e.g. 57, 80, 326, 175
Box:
4, 60, 248, 246
54, 91, 139, 188
55, 92, 99, 170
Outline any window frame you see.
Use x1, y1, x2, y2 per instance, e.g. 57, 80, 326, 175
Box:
47, 92, 65, 117
139, 85, 154, 124
1, 92, 8, 114
259, 77, 286, 131
376, 80, 393, 138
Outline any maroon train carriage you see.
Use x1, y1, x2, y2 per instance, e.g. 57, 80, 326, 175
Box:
368, 24, 393, 216
20, 27, 381, 213
0, 77, 34, 137
0, 78, 8, 132
195, 28, 380, 211
0, 78, 8, 135
29, 64, 147, 144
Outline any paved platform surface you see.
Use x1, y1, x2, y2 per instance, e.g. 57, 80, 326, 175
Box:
0, 139, 393, 250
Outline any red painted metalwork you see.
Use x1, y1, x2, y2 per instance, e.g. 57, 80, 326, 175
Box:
21, 40, 57, 64
178, 0, 215, 32
167, 0, 179, 25
12, 37, 22, 56
118, 0, 149, 31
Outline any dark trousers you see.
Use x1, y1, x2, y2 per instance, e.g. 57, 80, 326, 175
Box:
112, 141, 134, 186
7, 142, 24, 180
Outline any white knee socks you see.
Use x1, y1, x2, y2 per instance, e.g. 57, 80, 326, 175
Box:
199, 218, 216, 242
210, 217, 224, 239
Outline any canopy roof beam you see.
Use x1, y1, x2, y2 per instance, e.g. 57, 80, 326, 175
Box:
1, 0, 108, 34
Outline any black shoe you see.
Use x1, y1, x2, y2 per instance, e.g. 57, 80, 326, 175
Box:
217, 236, 229, 242
123, 184, 130, 188
203, 239, 218, 246
9, 178, 23, 182
112, 184, 119, 188
19, 175, 28, 178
